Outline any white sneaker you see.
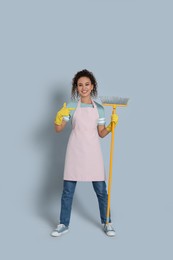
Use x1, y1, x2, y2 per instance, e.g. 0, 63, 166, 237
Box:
103, 223, 116, 237
50, 224, 69, 237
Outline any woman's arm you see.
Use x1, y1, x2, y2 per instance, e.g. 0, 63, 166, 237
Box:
97, 125, 110, 138
54, 119, 67, 133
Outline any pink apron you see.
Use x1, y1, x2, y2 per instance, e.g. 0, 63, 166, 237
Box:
63, 98, 106, 181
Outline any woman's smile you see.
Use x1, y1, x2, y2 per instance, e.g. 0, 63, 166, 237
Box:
81, 90, 88, 94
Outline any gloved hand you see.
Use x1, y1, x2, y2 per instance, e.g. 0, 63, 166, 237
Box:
54, 102, 75, 125
106, 114, 119, 132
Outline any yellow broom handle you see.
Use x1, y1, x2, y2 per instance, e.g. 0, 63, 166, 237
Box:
106, 105, 116, 224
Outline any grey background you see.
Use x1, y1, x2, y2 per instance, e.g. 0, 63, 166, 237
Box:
0, 0, 172, 259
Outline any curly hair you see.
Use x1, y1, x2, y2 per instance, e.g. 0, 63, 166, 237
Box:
71, 69, 98, 100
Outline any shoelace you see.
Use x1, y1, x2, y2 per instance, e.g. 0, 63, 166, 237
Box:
57, 224, 65, 231
106, 223, 114, 231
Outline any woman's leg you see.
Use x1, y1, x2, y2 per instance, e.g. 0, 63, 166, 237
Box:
92, 181, 111, 224
60, 180, 77, 227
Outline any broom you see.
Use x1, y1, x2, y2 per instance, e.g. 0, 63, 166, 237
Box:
99, 96, 129, 224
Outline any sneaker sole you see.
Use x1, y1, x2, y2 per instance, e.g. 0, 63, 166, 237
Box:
50, 229, 69, 237
105, 231, 116, 237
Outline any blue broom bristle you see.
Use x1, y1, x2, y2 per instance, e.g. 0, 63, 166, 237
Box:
99, 96, 129, 105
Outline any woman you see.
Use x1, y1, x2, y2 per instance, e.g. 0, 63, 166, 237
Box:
51, 69, 118, 237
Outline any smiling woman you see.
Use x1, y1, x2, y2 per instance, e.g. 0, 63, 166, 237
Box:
77, 77, 93, 98
52, 69, 119, 237
77, 77, 94, 101
71, 69, 98, 101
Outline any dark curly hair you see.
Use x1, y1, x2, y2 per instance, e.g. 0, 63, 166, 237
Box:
71, 69, 98, 100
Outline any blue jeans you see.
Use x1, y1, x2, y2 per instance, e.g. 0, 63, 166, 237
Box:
60, 180, 111, 227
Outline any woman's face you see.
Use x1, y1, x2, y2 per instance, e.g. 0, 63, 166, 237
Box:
77, 77, 93, 98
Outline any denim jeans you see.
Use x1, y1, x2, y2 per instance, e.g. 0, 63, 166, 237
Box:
59, 180, 111, 227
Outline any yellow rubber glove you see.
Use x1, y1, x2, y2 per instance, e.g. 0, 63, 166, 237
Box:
54, 103, 75, 125
106, 114, 119, 132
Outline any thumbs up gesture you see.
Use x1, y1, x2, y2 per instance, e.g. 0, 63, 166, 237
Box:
54, 102, 75, 125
